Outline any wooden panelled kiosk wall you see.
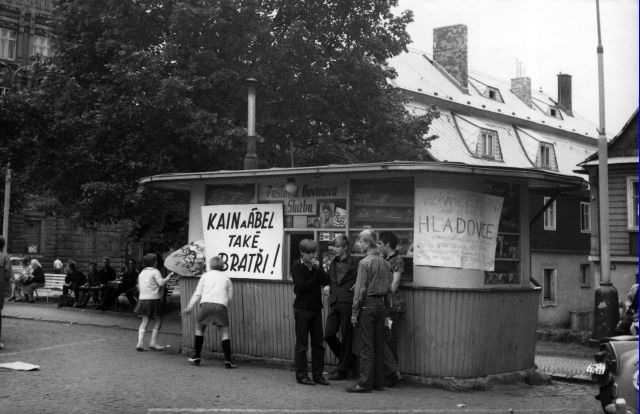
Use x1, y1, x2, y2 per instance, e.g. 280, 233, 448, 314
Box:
180, 279, 539, 377
138, 164, 578, 379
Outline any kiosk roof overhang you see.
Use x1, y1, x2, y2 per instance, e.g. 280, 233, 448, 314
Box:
139, 161, 586, 192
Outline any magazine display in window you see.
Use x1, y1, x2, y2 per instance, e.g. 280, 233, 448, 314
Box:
307, 200, 347, 228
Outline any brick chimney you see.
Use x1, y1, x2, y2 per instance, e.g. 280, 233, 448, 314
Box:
557, 73, 573, 116
511, 77, 532, 106
433, 24, 468, 92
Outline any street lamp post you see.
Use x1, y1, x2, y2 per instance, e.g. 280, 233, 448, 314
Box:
592, 0, 618, 339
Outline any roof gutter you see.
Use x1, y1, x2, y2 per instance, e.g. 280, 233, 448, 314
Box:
139, 161, 586, 192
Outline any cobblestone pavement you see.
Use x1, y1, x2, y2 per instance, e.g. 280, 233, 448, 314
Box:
0, 314, 603, 414
535, 355, 592, 382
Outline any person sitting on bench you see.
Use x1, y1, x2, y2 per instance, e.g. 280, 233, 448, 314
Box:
19, 260, 45, 303
100, 259, 139, 310
59, 261, 86, 308
80, 261, 101, 308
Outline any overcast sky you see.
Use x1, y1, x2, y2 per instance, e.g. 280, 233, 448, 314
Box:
397, 0, 639, 136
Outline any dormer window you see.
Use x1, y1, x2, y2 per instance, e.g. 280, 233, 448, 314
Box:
468, 77, 505, 103
475, 129, 503, 161
531, 97, 564, 120
547, 106, 563, 119
483, 86, 503, 102
536, 143, 557, 170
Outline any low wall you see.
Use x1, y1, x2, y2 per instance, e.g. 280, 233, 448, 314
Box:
180, 278, 540, 378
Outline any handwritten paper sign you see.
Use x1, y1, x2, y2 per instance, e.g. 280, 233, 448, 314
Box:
201, 204, 284, 279
413, 188, 503, 271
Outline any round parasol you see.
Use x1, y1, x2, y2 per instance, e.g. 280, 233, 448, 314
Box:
164, 240, 206, 277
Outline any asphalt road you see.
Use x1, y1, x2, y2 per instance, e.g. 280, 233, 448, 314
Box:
0, 318, 603, 414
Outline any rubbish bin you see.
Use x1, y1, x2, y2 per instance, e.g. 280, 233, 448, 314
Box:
569, 310, 592, 331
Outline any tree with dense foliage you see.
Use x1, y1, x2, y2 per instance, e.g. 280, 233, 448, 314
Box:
1, 0, 438, 247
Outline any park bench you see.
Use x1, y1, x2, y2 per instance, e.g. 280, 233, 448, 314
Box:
33, 273, 67, 303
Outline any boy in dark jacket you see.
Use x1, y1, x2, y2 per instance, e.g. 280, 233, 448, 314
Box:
291, 239, 330, 386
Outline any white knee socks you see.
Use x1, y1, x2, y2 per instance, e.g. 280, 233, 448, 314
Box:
137, 329, 145, 347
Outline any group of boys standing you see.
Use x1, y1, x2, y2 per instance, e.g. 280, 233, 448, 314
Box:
291, 229, 404, 392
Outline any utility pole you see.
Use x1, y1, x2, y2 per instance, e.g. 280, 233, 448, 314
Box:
2, 162, 10, 254
592, 0, 618, 339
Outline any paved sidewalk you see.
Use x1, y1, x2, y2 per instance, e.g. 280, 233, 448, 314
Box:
2, 301, 182, 335
3, 301, 593, 383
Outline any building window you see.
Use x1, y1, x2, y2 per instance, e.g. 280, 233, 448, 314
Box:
627, 177, 638, 230
482, 132, 494, 157
475, 129, 502, 160
543, 197, 556, 231
0, 28, 17, 60
547, 106, 563, 119
482, 87, 504, 102
25, 220, 42, 253
536, 143, 556, 170
542, 267, 557, 305
580, 202, 591, 233
31, 36, 52, 57
580, 263, 591, 288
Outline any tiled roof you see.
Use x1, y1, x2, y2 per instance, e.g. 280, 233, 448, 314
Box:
388, 48, 599, 178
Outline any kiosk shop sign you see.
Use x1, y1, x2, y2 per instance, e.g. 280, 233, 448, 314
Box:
259, 181, 346, 215
414, 188, 503, 271
201, 204, 284, 279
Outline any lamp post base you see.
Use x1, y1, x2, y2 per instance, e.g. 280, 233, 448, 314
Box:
592, 283, 619, 340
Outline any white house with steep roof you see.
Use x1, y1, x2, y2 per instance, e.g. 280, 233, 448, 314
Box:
387, 24, 599, 328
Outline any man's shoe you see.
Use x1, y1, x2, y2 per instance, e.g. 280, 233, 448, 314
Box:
188, 357, 201, 366
224, 361, 237, 369
8, 296, 15, 302
328, 372, 348, 381
314, 376, 330, 386
345, 384, 372, 393
296, 377, 315, 385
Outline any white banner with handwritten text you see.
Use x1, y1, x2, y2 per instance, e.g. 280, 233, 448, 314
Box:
414, 188, 503, 271
201, 204, 283, 279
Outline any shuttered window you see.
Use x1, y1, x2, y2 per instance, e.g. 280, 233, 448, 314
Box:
475, 129, 502, 161
543, 197, 556, 231
536, 143, 558, 170
580, 202, 591, 233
